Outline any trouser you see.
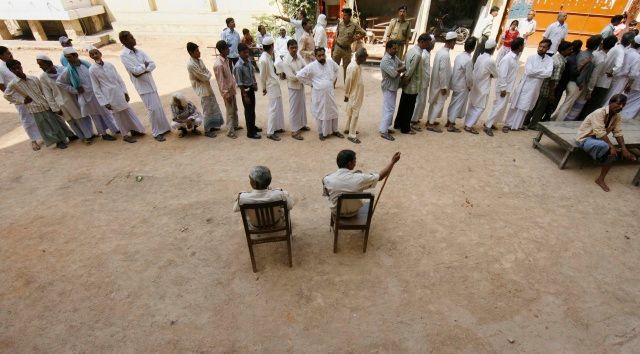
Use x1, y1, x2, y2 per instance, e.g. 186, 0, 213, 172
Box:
68, 116, 95, 139
464, 105, 485, 128
344, 100, 361, 138
229, 57, 239, 71
380, 89, 397, 134
504, 107, 529, 130
578, 137, 612, 163
16, 104, 42, 141
112, 108, 145, 135
579, 87, 609, 121
428, 92, 448, 124
485, 93, 510, 128
140, 92, 171, 137
393, 92, 417, 133
240, 89, 257, 136
331, 45, 352, 76
411, 86, 428, 123
473, 35, 488, 64
620, 89, 640, 120
91, 113, 119, 135
223, 96, 239, 133
551, 81, 581, 121
604, 76, 628, 104
524, 95, 551, 129
447, 90, 469, 122
267, 97, 285, 135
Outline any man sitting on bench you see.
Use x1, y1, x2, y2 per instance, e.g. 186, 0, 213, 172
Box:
323, 150, 401, 217
576, 94, 637, 192
233, 166, 294, 227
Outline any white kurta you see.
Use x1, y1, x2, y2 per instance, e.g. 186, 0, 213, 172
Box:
620, 52, 640, 120
486, 51, 519, 128
468, 53, 498, 109
605, 46, 640, 104
1, 61, 41, 140
296, 59, 340, 135
282, 53, 307, 132
509, 53, 553, 111
447, 51, 473, 120
258, 52, 285, 135
429, 47, 452, 104
411, 49, 431, 123
39, 67, 82, 121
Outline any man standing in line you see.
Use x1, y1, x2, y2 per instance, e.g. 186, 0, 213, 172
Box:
0, 46, 42, 150
331, 8, 367, 83
410, 34, 434, 131
601, 15, 625, 38
463, 39, 498, 134
281, 39, 309, 140
394, 33, 432, 135
213, 40, 241, 139
484, 38, 524, 136
58, 36, 74, 66
221, 18, 241, 69
296, 47, 345, 141
274, 27, 291, 74
543, 12, 569, 56
579, 36, 620, 120
58, 47, 119, 141
298, 19, 316, 64
620, 35, 640, 120
119, 31, 172, 141
446, 37, 476, 132
274, 8, 307, 42
383, 6, 412, 60
426, 32, 457, 133
233, 43, 262, 139
379, 41, 405, 141
186, 42, 224, 138
258, 37, 285, 141
473, 6, 499, 64
37, 54, 94, 144
343, 47, 368, 144
4, 60, 74, 149
526, 40, 573, 129
604, 32, 637, 103
503, 39, 554, 131
518, 10, 537, 45
88, 48, 146, 144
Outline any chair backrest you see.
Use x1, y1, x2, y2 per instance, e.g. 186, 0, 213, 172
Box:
239, 200, 290, 234
336, 193, 374, 218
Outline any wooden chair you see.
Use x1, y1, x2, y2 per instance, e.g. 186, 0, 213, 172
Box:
330, 193, 375, 253
239, 200, 292, 272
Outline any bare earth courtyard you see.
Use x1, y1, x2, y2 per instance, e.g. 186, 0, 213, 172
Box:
1, 41, 639, 353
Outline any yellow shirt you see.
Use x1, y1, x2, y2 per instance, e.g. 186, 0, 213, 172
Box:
576, 106, 623, 142
335, 20, 366, 48
384, 18, 412, 42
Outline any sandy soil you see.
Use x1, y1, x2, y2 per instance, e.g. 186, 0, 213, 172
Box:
1, 40, 639, 353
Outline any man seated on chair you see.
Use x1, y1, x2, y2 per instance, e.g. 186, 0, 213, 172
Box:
233, 166, 294, 227
323, 150, 401, 217
576, 94, 637, 192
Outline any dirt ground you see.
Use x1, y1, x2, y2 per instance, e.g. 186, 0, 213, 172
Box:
1, 40, 639, 353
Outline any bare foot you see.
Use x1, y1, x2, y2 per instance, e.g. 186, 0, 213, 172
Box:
31, 141, 41, 151
595, 178, 610, 192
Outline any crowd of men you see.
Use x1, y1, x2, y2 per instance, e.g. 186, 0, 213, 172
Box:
1, 7, 639, 190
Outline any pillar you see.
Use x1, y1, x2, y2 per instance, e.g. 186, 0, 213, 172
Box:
27, 20, 47, 41
0, 20, 12, 40
61, 19, 84, 40
207, 0, 218, 12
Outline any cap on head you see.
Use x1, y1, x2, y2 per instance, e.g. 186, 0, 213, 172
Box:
484, 39, 497, 49
62, 47, 77, 55
445, 32, 458, 41
36, 54, 52, 62
58, 36, 71, 44
262, 37, 274, 46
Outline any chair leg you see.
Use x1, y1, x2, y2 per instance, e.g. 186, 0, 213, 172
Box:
287, 236, 293, 268
333, 227, 339, 253
248, 242, 258, 272
363, 228, 370, 253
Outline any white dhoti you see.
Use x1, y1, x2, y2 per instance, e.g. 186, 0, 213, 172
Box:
140, 92, 171, 137
171, 111, 203, 129
411, 87, 428, 123
464, 105, 485, 128
428, 93, 448, 124
91, 112, 119, 135
288, 88, 307, 132
505, 107, 528, 130
551, 81, 581, 121
380, 89, 397, 133
447, 90, 469, 123
112, 107, 146, 134
604, 77, 628, 104
16, 104, 41, 141
317, 118, 338, 137
620, 89, 640, 121
485, 93, 510, 128
267, 97, 285, 135
68, 116, 94, 139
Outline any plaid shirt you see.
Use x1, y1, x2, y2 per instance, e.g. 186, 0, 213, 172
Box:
540, 52, 566, 97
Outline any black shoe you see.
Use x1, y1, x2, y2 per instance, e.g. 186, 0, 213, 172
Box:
154, 135, 166, 142
247, 133, 261, 139
131, 131, 145, 137
56, 142, 68, 149
267, 134, 281, 141
301, 126, 310, 131
102, 134, 116, 141
255, 127, 263, 132
178, 128, 188, 138
275, 129, 285, 133
68, 135, 79, 141
483, 127, 494, 137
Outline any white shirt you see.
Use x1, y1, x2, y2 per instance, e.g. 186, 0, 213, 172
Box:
119, 47, 158, 95
256, 32, 272, 49
429, 47, 452, 103
257, 52, 282, 99
281, 53, 305, 90
290, 19, 304, 42
495, 51, 519, 93
296, 59, 340, 121
596, 45, 624, 88
323, 168, 379, 217
56, 63, 103, 116
518, 19, 537, 39
420, 49, 431, 90
626, 49, 640, 91
543, 21, 569, 54
615, 46, 638, 78
89, 61, 130, 112
468, 52, 498, 109
233, 188, 294, 227
510, 53, 553, 111
450, 51, 473, 92
588, 50, 607, 92
39, 66, 82, 120
274, 35, 291, 60
0, 60, 16, 88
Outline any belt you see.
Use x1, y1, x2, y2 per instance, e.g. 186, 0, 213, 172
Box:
336, 42, 350, 50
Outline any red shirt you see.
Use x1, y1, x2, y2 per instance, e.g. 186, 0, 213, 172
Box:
503, 30, 519, 48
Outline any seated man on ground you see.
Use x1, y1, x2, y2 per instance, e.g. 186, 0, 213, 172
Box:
170, 93, 203, 137
323, 150, 401, 217
233, 166, 294, 228
576, 94, 637, 192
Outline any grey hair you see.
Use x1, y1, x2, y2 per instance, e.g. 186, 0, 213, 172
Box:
249, 166, 272, 189
355, 47, 368, 58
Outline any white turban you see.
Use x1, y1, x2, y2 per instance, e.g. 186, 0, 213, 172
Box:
36, 54, 52, 62
62, 47, 77, 55
635, 35, 640, 45
262, 37, 274, 46
484, 39, 497, 49
445, 32, 458, 41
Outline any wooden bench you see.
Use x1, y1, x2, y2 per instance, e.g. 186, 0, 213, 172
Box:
532, 120, 640, 184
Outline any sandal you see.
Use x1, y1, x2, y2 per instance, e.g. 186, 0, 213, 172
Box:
227, 132, 238, 139
332, 131, 345, 138
447, 126, 462, 133
31, 141, 41, 151
411, 124, 423, 132
348, 137, 361, 144
502, 126, 510, 133
123, 135, 137, 143
464, 127, 479, 134
426, 125, 443, 133
292, 133, 304, 140
380, 133, 395, 141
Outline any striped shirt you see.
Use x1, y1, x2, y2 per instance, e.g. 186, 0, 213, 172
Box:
3, 75, 51, 113
380, 52, 402, 91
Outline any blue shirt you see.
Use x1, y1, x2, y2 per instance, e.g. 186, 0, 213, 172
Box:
233, 57, 256, 88
221, 28, 241, 59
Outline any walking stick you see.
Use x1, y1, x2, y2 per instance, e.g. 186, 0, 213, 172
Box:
372, 167, 393, 216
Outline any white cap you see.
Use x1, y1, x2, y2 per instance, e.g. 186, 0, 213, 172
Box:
62, 47, 77, 55
635, 35, 640, 45
445, 32, 458, 41
484, 39, 497, 49
36, 54, 52, 62
58, 36, 71, 44
87, 45, 98, 51
429, 34, 435, 41
262, 37, 274, 46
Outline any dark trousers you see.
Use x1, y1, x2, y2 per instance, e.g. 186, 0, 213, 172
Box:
473, 35, 488, 64
579, 87, 609, 121
229, 57, 239, 71
240, 88, 257, 136
393, 92, 418, 133
525, 94, 554, 129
